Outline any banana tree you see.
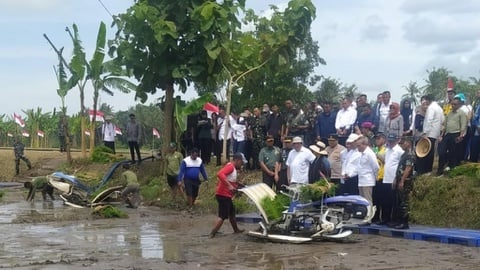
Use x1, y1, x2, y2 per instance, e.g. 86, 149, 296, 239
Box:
22, 108, 51, 148
87, 22, 137, 154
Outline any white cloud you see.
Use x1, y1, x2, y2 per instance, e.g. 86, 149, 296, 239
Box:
361, 15, 389, 41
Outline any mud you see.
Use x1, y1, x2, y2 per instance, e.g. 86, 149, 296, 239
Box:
1, 185, 480, 270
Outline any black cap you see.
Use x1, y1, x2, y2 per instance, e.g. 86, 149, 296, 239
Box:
327, 134, 339, 141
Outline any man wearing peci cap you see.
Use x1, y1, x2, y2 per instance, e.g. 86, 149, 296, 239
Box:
258, 135, 281, 189
210, 152, 247, 238
286, 136, 316, 185
325, 134, 346, 191
126, 113, 142, 164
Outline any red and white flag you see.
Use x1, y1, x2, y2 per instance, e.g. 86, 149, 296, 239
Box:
115, 125, 123, 135
7, 132, 13, 137
85, 130, 91, 136
14, 113, 25, 127
88, 109, 104, 122
153, 128, 160, 138
37, 130, 45, 137
447, 77, 454, 91
21, 131, 30, 137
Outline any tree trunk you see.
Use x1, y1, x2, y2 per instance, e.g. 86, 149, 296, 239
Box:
221, 78, 234, 164
162, 82, 175, 159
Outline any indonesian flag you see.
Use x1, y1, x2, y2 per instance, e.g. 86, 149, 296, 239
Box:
21, 131, 30, 137
88, 109, 104, 122
85, 130, 91, 136
37, 130, 45, 137
14, 113, 25, 127
153, 128, 160, 138
203, 102, 219, 119
7, 132, 13, 137
115, 125, 123, 135
447, 77, 454, 91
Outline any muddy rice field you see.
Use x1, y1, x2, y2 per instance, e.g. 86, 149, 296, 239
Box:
1, 150, 480, 269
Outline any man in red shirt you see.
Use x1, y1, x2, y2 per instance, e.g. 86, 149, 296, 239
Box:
209, 152, 247, 238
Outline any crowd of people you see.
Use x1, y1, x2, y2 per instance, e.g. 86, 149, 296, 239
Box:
175, 88, 480, 230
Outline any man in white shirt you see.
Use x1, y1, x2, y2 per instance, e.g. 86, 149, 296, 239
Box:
378, 91, 393, 134
376, 133, 404, 225
419, 94, 444, 174
351, 136, 379, 204
335, 96, 357, 146
102, 115, 116, 154
286, 136, 315, 185
216, 106, 235, 166
341, 133, 361, 195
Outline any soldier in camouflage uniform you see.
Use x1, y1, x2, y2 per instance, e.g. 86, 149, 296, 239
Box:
391, 136, 415, 230
248, 107, 266, 170
304, 102, 318, 146
13, 137, 32, 175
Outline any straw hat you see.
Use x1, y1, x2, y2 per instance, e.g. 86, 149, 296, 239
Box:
415, 137, 431, 158
309, 145, 328, 156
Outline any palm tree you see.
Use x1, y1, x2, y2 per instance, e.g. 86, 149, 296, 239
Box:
421, 67, 451, 101
401, 81, 421, 107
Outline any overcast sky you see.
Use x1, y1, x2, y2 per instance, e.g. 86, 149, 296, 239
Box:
1, 0, 480, 117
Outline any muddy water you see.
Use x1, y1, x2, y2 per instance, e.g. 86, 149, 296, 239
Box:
2, 186, 480, 270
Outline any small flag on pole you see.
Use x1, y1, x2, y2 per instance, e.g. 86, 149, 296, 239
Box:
7, 132, 13, 137
21, 131, 30, 137
37, 130, 45, 137
85, 130, 91, 136
14, 113, 25, 127
115, 126, 123, 135
153, 128, 160, 138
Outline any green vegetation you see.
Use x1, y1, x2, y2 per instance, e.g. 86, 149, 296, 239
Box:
299, 179, 336, 202
91, 146, 118, 163
410, 163, 480, 229
92, 205, 128, 218
260, 194, 291, 221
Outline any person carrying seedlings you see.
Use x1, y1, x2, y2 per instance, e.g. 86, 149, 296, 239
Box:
209, 152, 247, 238
177, 148, 208, 210
13, 137, 32, 176
121, 163, 140, 208
24, 176, 54, 201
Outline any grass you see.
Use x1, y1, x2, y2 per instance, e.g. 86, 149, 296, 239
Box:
410, 163, 480, 229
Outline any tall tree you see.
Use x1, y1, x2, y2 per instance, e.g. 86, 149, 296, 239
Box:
402, 81, 421, 107
110, 0, 246, 156
313, 77, 342, 104
422, 67, 451, 101
216, 0, 317, 161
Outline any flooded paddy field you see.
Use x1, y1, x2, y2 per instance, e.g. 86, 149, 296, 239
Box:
1, 185, 480, 270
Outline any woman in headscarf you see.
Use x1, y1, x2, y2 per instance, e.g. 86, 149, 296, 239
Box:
385, 102, 404, 138
400, 99, 413, 132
